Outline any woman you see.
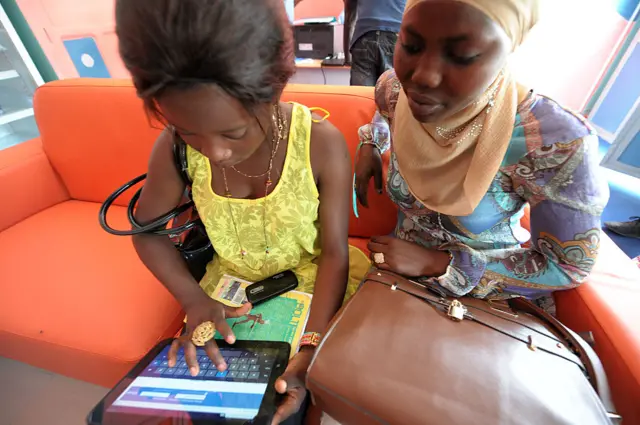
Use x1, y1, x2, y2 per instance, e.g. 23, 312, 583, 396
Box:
355, 0, 609, 306
115, 0, 369, 423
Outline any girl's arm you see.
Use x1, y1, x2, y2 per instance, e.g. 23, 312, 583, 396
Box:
271, 116, 354, 424
305, 119, 353, 333
132, 130, 205, 307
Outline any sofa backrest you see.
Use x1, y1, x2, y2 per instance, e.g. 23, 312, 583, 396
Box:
33, 79, 397, 238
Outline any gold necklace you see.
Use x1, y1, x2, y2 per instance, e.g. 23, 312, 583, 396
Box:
231, 107, 286, 178
435, 72, 503, 144
220, 103, 285, 269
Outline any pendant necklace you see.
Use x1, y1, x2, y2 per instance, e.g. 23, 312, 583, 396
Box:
220, 103, 286, 270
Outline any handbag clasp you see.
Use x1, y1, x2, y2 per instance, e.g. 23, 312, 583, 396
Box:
447, 300, 467, 322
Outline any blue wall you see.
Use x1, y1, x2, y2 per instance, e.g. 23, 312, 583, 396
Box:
591, 42, 640, 134
617, 0, 640, 20
619, 130, 640, 168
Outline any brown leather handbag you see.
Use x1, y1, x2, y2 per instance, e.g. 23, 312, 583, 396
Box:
306, 270, 621, 425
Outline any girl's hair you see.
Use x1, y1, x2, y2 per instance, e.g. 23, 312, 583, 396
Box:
115, 0, 295, 117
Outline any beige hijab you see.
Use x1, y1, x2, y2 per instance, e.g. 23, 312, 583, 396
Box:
393, 0, 539, 216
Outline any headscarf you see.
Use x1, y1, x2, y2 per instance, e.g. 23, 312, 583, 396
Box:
393, 0, 539, 216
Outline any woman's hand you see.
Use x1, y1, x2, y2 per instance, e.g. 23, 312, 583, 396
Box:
368, 236, 451, 277
167, 293, 252, 376
271, 348, 315, 425
355, 144, 383, 208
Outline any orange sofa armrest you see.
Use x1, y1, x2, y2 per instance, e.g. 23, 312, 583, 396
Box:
555, 235, 640, 423
0, 138, 69, 232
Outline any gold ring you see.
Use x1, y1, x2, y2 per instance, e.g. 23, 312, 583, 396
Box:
191, 321, 215, 346
373, 252, 385, 264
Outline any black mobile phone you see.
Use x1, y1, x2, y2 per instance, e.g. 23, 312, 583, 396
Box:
245, 271, 298, 306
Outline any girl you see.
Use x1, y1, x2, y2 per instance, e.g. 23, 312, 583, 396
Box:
115, 0, 369, 423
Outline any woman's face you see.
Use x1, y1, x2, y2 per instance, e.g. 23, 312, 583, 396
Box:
157, 85, 271, 168
394, 0, 511, 123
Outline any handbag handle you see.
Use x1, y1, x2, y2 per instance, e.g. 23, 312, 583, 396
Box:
509, 298, 621, 423
98, 133, 198, 237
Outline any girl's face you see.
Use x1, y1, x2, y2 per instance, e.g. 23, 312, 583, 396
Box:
394, 0, 511, 123
157, 85, 271, 168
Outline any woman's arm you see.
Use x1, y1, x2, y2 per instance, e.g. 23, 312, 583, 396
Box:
438, 135, 610, 299
358, 68, 399, 154
354, 69, 399, 207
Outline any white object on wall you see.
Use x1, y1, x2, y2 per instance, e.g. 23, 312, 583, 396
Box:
284, 0, 294, 23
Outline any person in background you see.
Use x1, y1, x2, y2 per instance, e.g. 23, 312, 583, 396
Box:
354, 0, 609, 310
344, 0, 407, 86
116, 0, 369, 423
297, 0, 406, 86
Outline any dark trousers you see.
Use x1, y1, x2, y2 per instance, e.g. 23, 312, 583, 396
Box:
350, 30, 398, 87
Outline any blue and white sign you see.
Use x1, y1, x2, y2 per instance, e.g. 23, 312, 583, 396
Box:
63, 37, 111, 78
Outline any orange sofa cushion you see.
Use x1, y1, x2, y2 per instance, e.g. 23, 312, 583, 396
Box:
34, 80, 161, 208
0, 200, 184, 387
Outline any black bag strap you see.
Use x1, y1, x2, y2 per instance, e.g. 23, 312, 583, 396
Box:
171, 128, 192, 187
99, 128, 198, 236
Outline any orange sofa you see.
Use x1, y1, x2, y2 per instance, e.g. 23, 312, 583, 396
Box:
0, 79, 639, 423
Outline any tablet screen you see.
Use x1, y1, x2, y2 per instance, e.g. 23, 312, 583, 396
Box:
106, 344, 280, 422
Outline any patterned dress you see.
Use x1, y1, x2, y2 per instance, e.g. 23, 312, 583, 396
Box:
360, 70, 609, 302
187, 103, 369, 300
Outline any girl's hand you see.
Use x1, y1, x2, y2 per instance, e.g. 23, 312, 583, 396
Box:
271, 348, 315, 424
368, 236, 451, 277
354, 144, 383, 208
167, 294, 252, 376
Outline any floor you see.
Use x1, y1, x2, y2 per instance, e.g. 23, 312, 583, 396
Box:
598, 138, 640, 259
0, 357, 108, 425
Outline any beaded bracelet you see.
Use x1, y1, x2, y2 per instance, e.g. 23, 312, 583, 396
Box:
299, 332, 322, 349
352, 141, 383, 219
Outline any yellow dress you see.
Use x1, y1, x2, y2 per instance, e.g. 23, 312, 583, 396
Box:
187, 103, 369, 301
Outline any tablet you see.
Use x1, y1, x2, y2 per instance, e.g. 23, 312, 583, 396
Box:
87, 339, 290, 425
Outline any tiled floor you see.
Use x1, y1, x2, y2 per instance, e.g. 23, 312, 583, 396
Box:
0, 357, 108, 425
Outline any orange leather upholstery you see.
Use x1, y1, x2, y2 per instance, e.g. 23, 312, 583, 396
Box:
34, 79, 161, 207
0, 79, 637, 423
0, 138, 68, 232
555, 235, 640, 424
0, 201, 184, 386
